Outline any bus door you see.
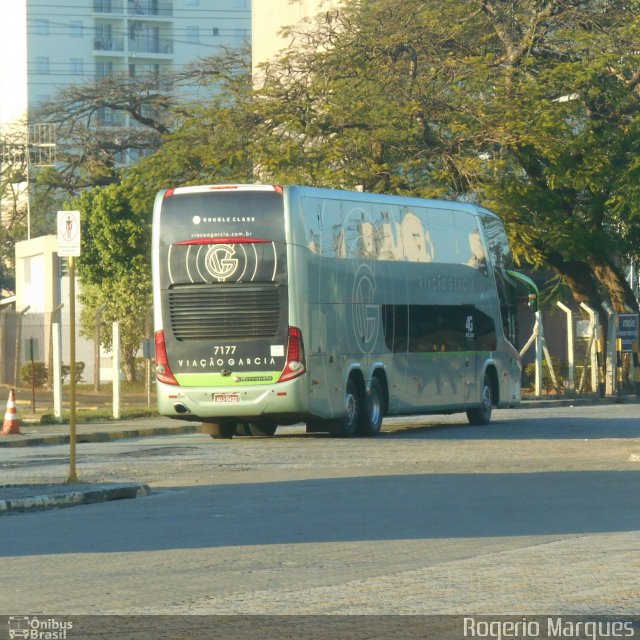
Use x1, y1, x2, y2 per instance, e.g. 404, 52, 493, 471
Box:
464, 306, 499, 405
407, 304, 465, 408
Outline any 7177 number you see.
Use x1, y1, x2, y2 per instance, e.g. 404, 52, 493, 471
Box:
212, 345, 237, 355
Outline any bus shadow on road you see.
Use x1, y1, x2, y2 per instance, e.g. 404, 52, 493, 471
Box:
383, 416, 640, 440
2, 468, 639, 557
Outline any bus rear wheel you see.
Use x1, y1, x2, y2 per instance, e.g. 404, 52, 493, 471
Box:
358, 377, 384, 436
466, 374, 493, 425
330, 378, 361, 438
245, 421, 278, 437
201, 421, 236, 439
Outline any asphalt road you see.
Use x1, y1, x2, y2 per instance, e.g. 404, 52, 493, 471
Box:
1, 404, 639, 619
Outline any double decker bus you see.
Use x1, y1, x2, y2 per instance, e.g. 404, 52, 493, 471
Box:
152, 184, 521, 438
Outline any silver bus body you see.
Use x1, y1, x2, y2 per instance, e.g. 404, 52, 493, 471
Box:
152, 184, 521, 436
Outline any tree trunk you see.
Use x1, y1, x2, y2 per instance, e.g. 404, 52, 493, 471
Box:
588, 257, 639, 313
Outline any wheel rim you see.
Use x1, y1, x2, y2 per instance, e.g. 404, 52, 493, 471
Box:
369, 388, 382, 427
345, 389, 357, 427
482, 383, 492, 411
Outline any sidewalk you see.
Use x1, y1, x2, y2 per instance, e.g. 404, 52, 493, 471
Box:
0, 415, 199, 449
0, 416, 197, 515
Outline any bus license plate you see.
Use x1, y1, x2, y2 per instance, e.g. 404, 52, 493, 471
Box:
213, 393, 240, 403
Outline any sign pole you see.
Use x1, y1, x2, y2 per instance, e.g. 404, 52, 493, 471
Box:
67, 255, 78, 483
58, 210, 81, 484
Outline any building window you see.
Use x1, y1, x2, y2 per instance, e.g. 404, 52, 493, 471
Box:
24, 337, 41, 362
71, 58, 84, 75
35, 19, 49, 35
35, 57, 50, 74
69, 21, 83, 37
96, 61, 113, 77
95, 0, 113, 12
186, 26, 199, 43
212, 27, 219, 36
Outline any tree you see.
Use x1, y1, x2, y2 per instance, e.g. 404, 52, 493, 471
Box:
70, 184, 151, 382
251, 0, 640, 317
124, 47, 256, 213
0, 142, 26, 293
33, 46, 252, 197
472, 0, 640, 315
0, 122, 54, 293
33, 74, 173, 194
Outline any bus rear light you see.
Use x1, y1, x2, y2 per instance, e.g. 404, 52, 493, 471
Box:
278, 326, 306, 382
174, 237, 270, 246
154, 330, 178, 385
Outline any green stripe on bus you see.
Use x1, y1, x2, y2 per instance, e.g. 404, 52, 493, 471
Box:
174, 372, 281, 386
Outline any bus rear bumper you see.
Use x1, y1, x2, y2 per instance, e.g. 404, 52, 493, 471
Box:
155, 378, 308, 420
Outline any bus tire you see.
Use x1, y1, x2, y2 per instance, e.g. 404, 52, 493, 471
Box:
201, 421, 236, 439
466, 374, 493, 425
246, 421, 278, 437
359, 377, 384, 436
330, 377, 361, 438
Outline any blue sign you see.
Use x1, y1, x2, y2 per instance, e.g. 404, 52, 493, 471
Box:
617, 314, 639, 352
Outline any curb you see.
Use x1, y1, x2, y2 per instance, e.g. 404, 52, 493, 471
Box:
0, 483, 151, 515
0, 424, 199, 448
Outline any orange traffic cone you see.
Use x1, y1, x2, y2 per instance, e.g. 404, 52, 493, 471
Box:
1, 389, 21, 435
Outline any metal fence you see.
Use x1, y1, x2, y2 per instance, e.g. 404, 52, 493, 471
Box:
0, 311, 155, 418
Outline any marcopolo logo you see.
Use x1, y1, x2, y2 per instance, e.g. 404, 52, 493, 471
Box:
8, 617, 73, 640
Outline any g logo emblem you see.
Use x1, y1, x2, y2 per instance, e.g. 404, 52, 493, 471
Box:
352, 263, 378, 353
205, 245, 239, 281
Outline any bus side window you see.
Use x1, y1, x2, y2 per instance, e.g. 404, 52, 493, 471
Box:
382, 304, 409, 352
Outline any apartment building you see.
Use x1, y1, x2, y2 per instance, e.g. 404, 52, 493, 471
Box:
0, 0, 251, 134
0, 0, 251, 385
251, 0, 340, 84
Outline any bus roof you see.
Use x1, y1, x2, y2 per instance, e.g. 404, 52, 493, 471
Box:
161, 184, 500, 219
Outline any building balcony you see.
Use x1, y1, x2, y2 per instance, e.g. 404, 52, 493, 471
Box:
95, 108, 127, 127
94, 38, 125, 53
128, 38, 173, 55
128, 0, 173, 17
93, 0, 125, 15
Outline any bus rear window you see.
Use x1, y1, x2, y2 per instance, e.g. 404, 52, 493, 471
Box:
160, 191, 286, 244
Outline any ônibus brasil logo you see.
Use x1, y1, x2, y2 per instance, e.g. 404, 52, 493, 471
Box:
8, 617, 73, 640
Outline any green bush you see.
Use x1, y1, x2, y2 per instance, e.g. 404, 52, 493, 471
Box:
20, 361, 48, 387
523, 356, 567, 393
61, 361, 85, 384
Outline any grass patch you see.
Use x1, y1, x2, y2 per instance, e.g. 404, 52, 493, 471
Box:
40, 406, 158, 425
